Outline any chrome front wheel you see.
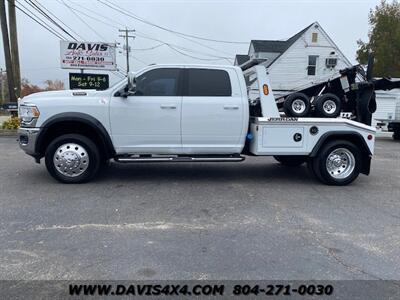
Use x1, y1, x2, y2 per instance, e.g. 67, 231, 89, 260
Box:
45, 134, 101, 183
53, 143, 89, 177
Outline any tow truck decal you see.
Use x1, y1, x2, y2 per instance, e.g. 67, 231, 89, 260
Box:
268, 117, 299, 122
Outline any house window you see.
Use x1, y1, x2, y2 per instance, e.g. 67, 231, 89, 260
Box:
312, 32, 318, 43
308, 55, 318, 76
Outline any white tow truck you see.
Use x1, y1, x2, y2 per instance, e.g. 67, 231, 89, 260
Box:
18, 64, 376, 185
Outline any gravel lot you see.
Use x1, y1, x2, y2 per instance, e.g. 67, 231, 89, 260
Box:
0, 136, 399, 280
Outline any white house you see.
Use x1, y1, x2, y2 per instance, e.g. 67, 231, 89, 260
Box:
235, 22, 352, 92
235, 22, 399, 128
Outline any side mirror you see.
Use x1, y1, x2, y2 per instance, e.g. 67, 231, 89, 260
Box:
118, 75, 136, 98
117, 86, 136, 98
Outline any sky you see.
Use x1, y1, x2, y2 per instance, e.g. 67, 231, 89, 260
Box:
0, 0, 382, 87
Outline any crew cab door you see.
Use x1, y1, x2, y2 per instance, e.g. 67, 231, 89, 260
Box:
181, 68, 245, 154
110, 68, 183, 154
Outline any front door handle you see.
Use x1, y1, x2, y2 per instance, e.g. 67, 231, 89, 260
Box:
160, 104, 177, 109
224, 105, 239, 110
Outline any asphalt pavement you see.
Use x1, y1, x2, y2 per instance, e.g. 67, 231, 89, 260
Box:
0, 136, 399, 280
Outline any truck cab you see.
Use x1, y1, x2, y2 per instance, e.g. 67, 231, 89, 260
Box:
110, 65, 248, 155
18, 64, 375, 186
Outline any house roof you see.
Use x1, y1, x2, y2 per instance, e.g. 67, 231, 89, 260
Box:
235, 54, 250, 65
251, 40, 288, 53
247, 23, 315, 66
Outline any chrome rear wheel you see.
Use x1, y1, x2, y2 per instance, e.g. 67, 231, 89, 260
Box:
326, 148, 355, 179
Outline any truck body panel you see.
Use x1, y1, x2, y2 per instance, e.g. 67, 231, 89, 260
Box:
17, 63, 377, 185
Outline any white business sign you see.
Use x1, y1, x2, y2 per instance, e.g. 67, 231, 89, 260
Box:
60, 41, 117, 70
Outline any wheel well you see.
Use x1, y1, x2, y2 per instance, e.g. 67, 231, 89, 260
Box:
37, 120, 114, 159
310, 132, 372, 175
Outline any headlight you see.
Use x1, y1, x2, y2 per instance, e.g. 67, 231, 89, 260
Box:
19, 105, 40, 126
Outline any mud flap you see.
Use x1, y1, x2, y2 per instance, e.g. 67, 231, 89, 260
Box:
356, 84, 376, 126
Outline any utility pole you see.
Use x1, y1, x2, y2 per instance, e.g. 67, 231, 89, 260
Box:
0, 68, 5, 104
8, 0, 21, 98
118, 28, 135, 74
0, 0, 16, 102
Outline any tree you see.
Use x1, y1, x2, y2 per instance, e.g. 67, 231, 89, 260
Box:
20, 78, 43, 97
44, 79, 64, 91
20, 79, 65, 97
357, 0, 400, 77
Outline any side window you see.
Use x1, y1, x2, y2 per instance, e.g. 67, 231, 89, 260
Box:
307, 55, 318, 76
187, 69, 232, 96
135, 68, 180, 96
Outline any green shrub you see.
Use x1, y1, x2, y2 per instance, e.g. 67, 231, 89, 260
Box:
2, 117, 20, 130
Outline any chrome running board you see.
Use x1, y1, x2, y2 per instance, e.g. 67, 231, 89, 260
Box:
114, 155, 245, 163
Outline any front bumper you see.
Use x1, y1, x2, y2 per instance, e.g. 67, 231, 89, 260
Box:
18, 128, 41, 160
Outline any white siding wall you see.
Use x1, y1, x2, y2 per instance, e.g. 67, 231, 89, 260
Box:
266, 26, 351, 91
255, 52, 280, 62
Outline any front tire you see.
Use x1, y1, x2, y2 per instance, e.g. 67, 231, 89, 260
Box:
45, 134, 101, 183
310, 140, 361, 185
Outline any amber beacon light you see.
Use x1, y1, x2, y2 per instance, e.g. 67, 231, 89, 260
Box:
263, 84, 269, 95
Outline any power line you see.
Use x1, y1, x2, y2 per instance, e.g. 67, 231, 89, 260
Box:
64, 0, 119, 30
24, 0, 77, 40
167, 45, 231, 62
134, 32, 233, 62
13, 0, 125, 82
132, 43, 164, 51
96, 0, 238, 57
98, 0, 248, 45
57, 0, 107, 41
68, 0, 125, 28
13, 0, 67, 40
58, 0, 234, 61
31, 0, 85, 40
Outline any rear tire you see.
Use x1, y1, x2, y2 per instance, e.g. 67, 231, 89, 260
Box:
310, 140, 361, 185
283, 93, 311, 117
314, 93, 342, 118
274, 155, 307, 167
45, 134, 101, 183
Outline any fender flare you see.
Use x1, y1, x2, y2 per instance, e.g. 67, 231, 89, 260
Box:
35, 112, 115, 158
310, 131, 372, 175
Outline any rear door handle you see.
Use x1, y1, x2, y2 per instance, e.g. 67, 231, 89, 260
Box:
160, 104, 177, 109
224, 105, 239, 110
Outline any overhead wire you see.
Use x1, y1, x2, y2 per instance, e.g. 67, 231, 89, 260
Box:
13, 0, 67, 39
67, 0, 236, 58
24, 0, 78, 40
98, 0, 248, 45
31, 0, 85, 40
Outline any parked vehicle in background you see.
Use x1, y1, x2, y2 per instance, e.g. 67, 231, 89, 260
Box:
18, 64, 377, 185
376, 98, 400, 140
